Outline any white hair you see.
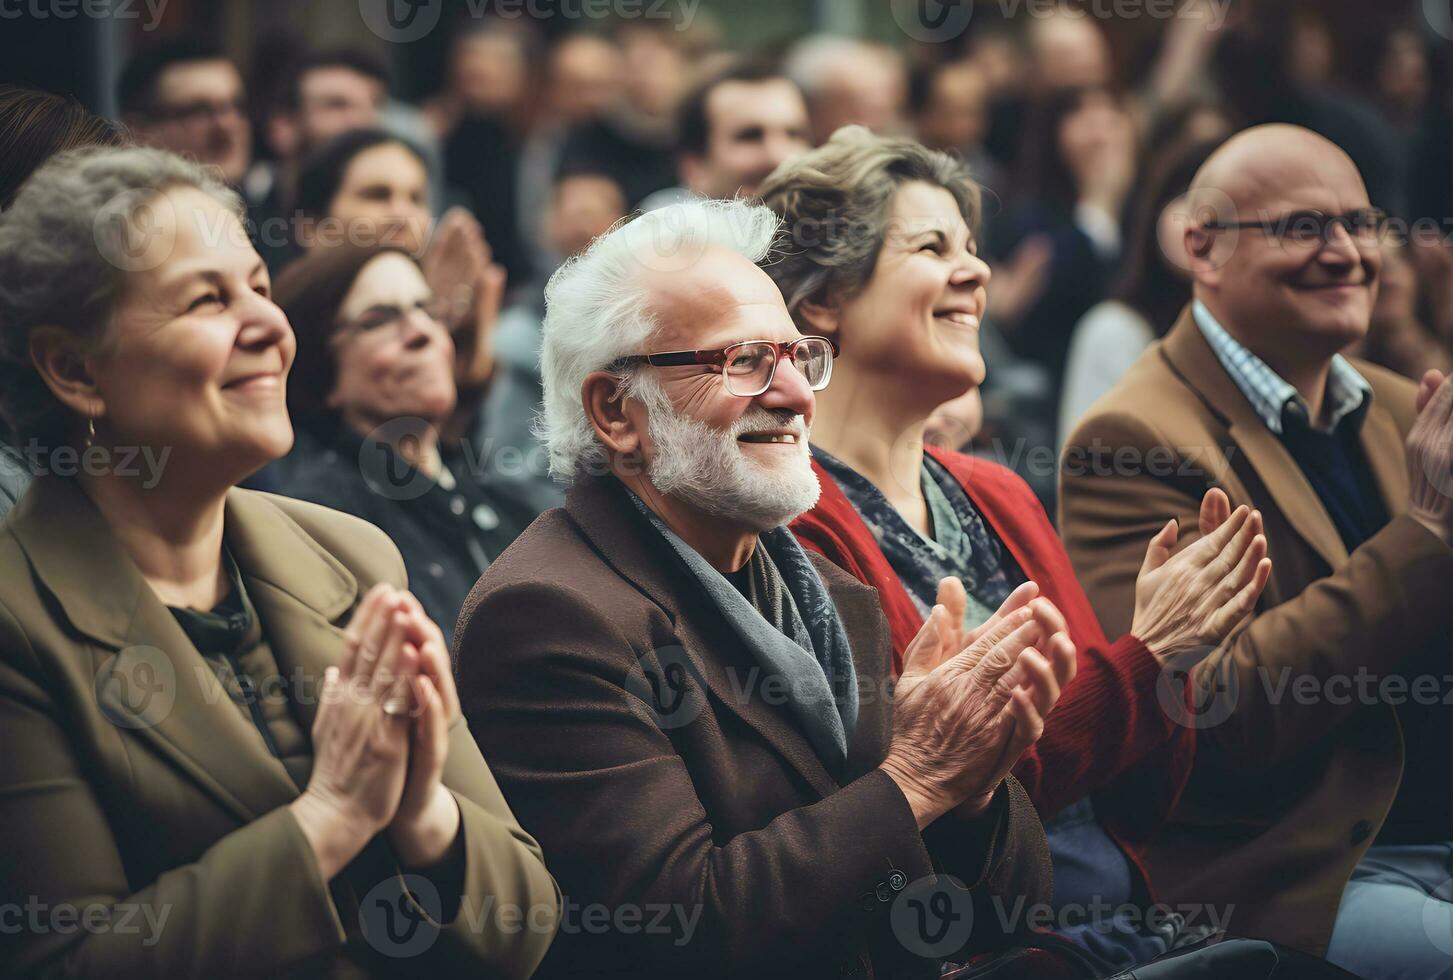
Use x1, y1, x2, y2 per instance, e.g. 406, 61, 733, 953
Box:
537, 196, 781, 481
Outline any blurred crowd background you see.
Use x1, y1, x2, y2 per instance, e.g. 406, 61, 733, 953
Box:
7, 0, 1453, 510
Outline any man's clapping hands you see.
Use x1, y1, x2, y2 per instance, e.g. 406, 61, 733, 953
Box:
881, 580, 1076, 828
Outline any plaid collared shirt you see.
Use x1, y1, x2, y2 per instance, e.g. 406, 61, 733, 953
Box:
1192, 300, 1373, 435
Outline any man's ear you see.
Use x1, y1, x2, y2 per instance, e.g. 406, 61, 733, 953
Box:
29, 326, 104, 423
582, 371, 644, 457
1184, 225, 1223, 288
796, 296, 841, 340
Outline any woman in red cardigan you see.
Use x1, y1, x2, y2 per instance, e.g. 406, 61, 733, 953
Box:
758, 127, 1272, 969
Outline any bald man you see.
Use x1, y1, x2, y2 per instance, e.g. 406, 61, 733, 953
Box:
1059, 124, 1453, 976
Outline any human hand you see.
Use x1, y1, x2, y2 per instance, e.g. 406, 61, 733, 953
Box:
1130, 491, 1271, 662
386, 594, 463, 868
895, 575, 1046, 692
885, 596, 1074, 827
1408, 370, 1453, 547
421, 208, 504, 390
291, 585, 416, 879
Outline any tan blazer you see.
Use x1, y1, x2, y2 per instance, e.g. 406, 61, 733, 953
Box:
0, 476, 560, 979
1057, 308, 1453, 955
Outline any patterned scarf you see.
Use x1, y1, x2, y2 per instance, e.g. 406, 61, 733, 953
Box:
628, 491, 859, 772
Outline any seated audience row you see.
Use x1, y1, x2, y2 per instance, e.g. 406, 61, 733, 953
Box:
3, 62, 1453, 977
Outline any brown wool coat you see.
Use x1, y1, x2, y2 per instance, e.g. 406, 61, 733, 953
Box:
454, 474, 1053, 979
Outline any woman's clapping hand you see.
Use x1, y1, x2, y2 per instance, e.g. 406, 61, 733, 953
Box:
288, 584, 461, 880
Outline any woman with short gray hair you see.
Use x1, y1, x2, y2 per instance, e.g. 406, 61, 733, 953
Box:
0, 146, 558, 977
765, 126, 1272, 969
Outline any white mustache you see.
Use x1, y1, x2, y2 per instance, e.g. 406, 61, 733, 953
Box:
728, 410, 808, 442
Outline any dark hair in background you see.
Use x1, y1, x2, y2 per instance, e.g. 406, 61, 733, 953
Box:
1111, 135, 1223, 337
117, 37, 230, 118
1017, 85, 1120, 214
551, 161, 625, 195
0, 86, 128, 210
272, 242, 416, 434
676, 58, 798, 159
279, 46, 392, 112
294, 128, 429, 219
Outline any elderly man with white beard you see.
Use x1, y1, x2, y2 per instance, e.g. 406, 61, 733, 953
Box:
453, 198, 1077, 979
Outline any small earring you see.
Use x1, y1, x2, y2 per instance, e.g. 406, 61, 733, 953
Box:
85, 415, 96, 449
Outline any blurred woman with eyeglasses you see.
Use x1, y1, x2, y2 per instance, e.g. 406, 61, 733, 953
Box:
275, 243, 537, 633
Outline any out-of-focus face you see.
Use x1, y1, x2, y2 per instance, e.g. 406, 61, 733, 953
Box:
549, 35, 624, 123
683, 79, 811, 200
328, 252, 457, 431
811, 51, 908, 143
452, 33, 528, 115
1380, 29, 1429, 113
324, 143, 432, 255
618, 27, 686, 118
832, 181, 990, 409
1030, 15, 1111, 93
138, 60, 252, 185
298, 66, 385, 150
91, 187, 293, 481
546, 175, 626, 258
917, 61, 990, 153
1196, 149, 1382, 360
1057, 89, 1127, 168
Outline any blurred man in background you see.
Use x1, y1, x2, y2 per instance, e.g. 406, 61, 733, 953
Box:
785, 35, 909, 143
641, 60, 811, 209
118, 38, 252, 186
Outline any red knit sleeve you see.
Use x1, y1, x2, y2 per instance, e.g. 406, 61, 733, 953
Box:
928, 448, 1196, 827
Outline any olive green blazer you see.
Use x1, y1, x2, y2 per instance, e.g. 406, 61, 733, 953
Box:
0, 476, 559, 978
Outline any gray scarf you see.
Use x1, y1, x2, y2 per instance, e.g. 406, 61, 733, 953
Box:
629, 492, 859, 772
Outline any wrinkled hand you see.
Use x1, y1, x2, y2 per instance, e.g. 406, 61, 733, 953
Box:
886, 583, 1076, 827
1131, 489, 1271, 662
901, 578, 1046, 689
1408, 370, 1453, 548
